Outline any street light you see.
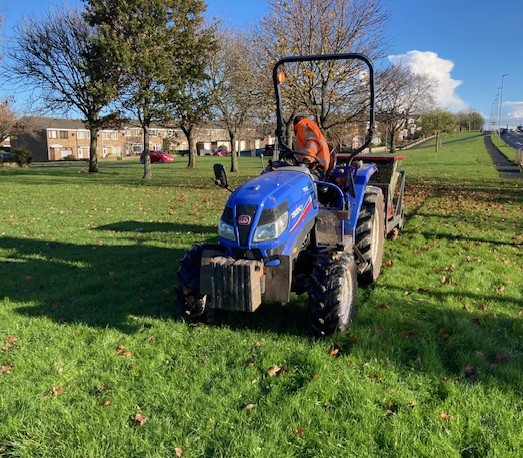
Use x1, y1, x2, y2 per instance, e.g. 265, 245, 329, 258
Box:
498, 73, 508, 138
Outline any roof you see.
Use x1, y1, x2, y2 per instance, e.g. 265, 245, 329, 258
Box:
20, 116, 89, 130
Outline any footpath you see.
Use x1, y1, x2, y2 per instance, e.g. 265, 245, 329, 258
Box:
483, 135, 522, 179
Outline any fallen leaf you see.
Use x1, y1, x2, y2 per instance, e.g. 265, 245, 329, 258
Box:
116, 345, 132, 357
245, 357, 255, 367
244, 403, 257, 411
405, 330, 420, 340
132, 413, 147, 426
103, 399, 113, 407
5, 337, 17, 345
385, 259, 394, 267
407, 402, 417, 409
445, 264, 454, 272
267, 365, 282, 377
497, 285, 505, 293
438, 328, 452, 342
464, 364, 480, 381
0, 364, 12, 373
494, 352, 508, 365
417, 287, 429, 293
175, 448, 183, 458
93, 383, 107, 396
294, 427, 305, 438
329, 343, 342, 357
378, 303, 388, 309
463, 305, 473, 313
367, 374, 381, 380
441, 276, 451, 285
440, 411, 453, 421
51, 386, 64, 396
476, 303, 486, 310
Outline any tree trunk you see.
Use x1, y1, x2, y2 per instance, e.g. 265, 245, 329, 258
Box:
435, 132, 440, 153
229, 131, 239, 172
88, 125, 99, 173
143, 125, 152, 179
389, 128, 396, 154
187, 127, 197, 168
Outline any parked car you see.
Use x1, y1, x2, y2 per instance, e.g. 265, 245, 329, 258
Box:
140, 151, 174, 164
213, 147, 229, 156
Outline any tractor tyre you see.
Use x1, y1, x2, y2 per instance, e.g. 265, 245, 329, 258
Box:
176, 244, 207, 319
355, 186, 385, 285
308, 252, 357, 337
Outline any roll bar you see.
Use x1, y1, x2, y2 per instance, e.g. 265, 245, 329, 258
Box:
272, 53, 375, 163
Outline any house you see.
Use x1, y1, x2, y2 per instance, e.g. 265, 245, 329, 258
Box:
11, 117, 266, 161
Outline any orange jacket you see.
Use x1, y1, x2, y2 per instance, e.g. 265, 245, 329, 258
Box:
293, 118, 330, 171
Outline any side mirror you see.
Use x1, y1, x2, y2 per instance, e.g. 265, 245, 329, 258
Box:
213, 163, 229, 188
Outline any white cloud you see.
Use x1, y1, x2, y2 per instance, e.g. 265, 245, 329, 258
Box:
388, 50, 467, 111
504, 101, 523, 124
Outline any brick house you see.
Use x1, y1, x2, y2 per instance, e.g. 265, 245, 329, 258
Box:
11, 117, 267, 161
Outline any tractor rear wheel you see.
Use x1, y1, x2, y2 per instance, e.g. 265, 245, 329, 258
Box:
308, 252, 357, 337
176, 244, 207, 319
355, 186, 385, 285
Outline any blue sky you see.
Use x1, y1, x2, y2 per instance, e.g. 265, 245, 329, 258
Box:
3, 0, 522, 128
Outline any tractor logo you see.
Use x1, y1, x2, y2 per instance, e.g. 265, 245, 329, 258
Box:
238, 215, 251, 225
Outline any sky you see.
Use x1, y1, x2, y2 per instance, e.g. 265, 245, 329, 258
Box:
2, 0, 523, 128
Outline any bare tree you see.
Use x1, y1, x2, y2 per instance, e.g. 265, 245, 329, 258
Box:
7, 9, 119, 172
253, 0, 389, 140
209, 31, 259, 172
376, 63, 436, 153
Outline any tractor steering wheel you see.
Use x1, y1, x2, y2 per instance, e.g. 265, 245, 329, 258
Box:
281, 150, 321, 168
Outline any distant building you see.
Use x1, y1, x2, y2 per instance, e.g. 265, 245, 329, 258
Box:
11, 117, 269, 161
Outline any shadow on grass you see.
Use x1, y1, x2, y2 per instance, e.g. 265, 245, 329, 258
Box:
0, 235, 310, 337
353, 283, 522, 389
410, 133, 484, 151
95, 220, 217, 235
2, 234, 521, 389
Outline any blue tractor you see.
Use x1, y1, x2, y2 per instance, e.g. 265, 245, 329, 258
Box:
176, 53, 405, 336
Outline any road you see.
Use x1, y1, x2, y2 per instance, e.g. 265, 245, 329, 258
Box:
501, 130, 523, 150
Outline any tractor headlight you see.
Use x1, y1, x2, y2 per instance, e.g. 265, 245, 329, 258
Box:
219, 218, 236, 241
219, 207, 235, 241
253, 210, 289, 242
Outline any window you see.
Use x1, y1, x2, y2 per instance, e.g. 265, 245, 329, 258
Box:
102, 131, 110, 140
77, 130, 90, 140
59, 131, 68, 139
110, 132, 118, 140
48, 130, 57, 139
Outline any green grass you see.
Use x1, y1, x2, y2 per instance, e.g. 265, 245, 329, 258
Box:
1, 137, 522, 457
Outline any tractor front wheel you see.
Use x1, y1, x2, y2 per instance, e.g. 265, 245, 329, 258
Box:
355, 186, 385, 285
176, 244, 207, 319
308, 252, 357, 337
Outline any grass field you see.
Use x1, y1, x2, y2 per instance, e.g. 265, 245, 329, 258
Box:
1, 132, 522, 457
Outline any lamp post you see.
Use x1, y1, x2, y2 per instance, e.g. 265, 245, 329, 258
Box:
498, 73, 508, 139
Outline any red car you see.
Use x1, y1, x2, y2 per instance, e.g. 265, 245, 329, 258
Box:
140, 151, 174, 164
213, 147, 229, 156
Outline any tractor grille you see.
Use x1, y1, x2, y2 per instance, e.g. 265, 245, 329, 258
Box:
236, 204, 257, 246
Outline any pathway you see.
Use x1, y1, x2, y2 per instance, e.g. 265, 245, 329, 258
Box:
483, 135, 522, 179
